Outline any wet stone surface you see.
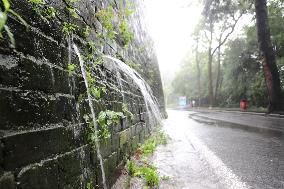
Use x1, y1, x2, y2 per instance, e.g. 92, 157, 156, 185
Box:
0, 0, 165, 187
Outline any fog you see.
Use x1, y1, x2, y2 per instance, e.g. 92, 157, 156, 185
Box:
144, 0, 202, 75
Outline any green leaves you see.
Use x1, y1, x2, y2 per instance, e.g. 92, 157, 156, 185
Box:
90, 86, 101, 99
63, 22, 78, 35
86, 182, 94, 189
95, 110, 125, 140
0, 11, 8, 35
126, 159, 160, 187
97, 110, 125, 127
66, 0, 80, 3
127, 162, 160, 187
67, 63, 77, 75
122, 103, 134, 120
66, 7, 79, 18
119, 19, 133, 48
95, 6, 116, 40
0, 0, 28, 47
28, 0, 57, 21
28, 0, 44, 4
3, 0, 10, 10
134, 166, 159, 187
138, 128, 168, 156
45, 7, 56, 19
127, 160, 136, 176
83, 26, 90, 38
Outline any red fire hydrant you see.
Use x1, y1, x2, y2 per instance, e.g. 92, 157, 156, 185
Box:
240, 99, 248, 110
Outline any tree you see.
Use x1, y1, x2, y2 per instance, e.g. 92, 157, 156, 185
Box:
201, 0, 250, 106
195, 37, 201, 106
222, 37, 263, 107
254, 0, 283, 111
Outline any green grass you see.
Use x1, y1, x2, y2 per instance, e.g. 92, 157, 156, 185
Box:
138, 128, 169, 156
134, 166, 159, 187
124, 128, 170, 188
126, 160, 160, 187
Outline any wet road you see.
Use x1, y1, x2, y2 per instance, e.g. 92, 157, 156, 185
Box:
153, 110, 284, 189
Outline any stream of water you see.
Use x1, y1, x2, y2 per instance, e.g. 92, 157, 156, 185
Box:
104, 55, 162, 125
73, 44, 108, 189
73, 44, 162, 188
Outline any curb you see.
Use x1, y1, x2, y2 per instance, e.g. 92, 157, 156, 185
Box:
190, 108, 284, 118
188, 114, 284, 137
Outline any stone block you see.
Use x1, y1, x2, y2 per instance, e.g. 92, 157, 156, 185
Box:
139, 129, 146, 144
119, 128, 130, 148
17, 160, 59, 189
9, 0, 65, 42
52, 67, 73, 94
0, 54, 78, 95
0, 142, 3, 171
2, 18, 67, 68
103, 152, 118, 188
2, 126, 81, 171
130, 124, 137, 137
57, 147, 91, 189
99, 138, 112, 159
130, 136, 139, 152
111, 133, 119, 153
0, 89, 77, 130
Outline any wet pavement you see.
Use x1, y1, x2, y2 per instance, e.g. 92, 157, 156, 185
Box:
190, 109, 284, 132
113, 110, 284, 189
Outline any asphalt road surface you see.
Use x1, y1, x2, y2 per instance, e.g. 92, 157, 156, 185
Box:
113, 110, 284, 189
153, 110, 284, 189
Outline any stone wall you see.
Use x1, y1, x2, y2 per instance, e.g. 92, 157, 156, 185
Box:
0, 0, 165, 188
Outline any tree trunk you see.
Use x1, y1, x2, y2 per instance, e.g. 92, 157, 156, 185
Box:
208, 21, 214, 107
214, 41, 221, 105
254, 0, 283, 111
196, 37, 201, 106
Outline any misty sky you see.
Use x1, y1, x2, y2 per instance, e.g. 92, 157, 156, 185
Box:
143, 0, 253, 79
144, 0, 202, 75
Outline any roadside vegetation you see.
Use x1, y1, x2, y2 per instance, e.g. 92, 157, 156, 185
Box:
121, 127, 170, 189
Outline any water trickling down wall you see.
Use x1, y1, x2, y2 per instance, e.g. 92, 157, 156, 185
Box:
0, 0, 165, 188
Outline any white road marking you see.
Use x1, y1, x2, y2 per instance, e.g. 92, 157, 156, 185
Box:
186, 131, 251, 189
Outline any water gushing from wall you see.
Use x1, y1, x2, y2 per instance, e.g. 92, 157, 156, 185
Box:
104, 56, 163, 126
116, 72, 125, 101
73, 45, 162, 189
73, 44, 108, 189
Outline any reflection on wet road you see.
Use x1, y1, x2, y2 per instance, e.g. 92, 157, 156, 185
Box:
153, 110, 284, 189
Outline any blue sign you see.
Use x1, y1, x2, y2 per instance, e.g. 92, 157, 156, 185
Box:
179, 96, 187, 106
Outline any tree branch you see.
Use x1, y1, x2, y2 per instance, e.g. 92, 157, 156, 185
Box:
210, 1, 253, 56
211, 12, 242, 56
